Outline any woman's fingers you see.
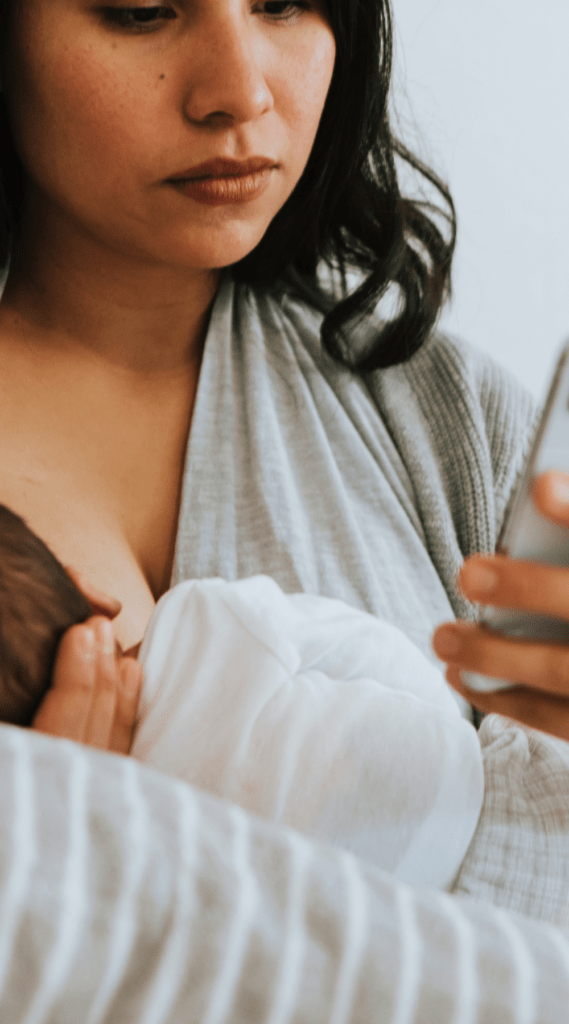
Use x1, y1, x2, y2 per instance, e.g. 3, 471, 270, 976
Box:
433, 621, 569, 697
433, 470, 569, 739
446, 664, 569, 742
109, 658, 143, 755
32, 623, 96, 741
459, 554, 569, 622
532, 471, 569, 530
456, 471, 569, 620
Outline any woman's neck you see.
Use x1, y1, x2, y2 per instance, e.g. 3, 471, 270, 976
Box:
1, 217, 221, 379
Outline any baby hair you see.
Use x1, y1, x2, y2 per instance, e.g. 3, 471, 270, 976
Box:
0, 505, 91, 725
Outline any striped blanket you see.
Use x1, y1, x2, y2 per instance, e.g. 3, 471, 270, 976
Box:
1, 723, 569, 1023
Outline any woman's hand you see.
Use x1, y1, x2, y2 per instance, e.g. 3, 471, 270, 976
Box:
32, 616, 142, 755
432, 471, 569, 741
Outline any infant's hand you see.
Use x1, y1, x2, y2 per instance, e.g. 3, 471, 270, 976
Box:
32, 616, 142, 755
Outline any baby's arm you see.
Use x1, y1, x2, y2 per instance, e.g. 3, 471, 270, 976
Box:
32, 616, 142, 754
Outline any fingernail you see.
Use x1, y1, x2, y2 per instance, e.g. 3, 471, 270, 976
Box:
462, 562, 498, 595
80, 628, 95, 662
100, 619, 115, 655
549, 475, 569, 508
433, 626, 462, 658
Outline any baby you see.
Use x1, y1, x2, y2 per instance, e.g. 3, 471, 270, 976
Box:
0, 503, 484, 889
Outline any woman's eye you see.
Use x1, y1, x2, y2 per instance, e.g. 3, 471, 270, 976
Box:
255, 2, 312, 22
101, 6, 176, 31
101, 1, 312, 33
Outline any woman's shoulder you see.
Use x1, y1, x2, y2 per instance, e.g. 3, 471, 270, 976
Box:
235, 273, 535, 414
234, 277, 538, 475
231, 275, 538, 539
226, 278, 537, 609
408, 332, 539, 516
370, 329, 538, 472
380, 328, 537, 424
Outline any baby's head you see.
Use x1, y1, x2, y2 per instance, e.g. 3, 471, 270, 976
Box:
0, 505, 92, 725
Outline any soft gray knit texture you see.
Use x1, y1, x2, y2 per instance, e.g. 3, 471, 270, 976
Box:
173, 271, 538, 683
454, 714, 569, 925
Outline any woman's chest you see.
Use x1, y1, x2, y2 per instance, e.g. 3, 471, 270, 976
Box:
0, 394, 193, 650
0, 473, 176, 651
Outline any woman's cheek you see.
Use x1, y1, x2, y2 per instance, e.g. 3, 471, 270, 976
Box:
270, 31, 335, 190
280, 30, 335, 130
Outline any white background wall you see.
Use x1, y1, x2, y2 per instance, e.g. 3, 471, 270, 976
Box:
392, 0, 569, 400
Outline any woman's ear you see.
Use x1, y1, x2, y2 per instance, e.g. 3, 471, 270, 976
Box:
64, 565, 123, 619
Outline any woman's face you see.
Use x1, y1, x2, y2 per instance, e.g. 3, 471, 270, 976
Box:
3, 0, 335, 271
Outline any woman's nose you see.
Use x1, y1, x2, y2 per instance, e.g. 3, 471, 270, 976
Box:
182, 12, 274, 127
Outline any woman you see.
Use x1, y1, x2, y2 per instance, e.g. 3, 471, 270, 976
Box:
1, 0, 569, 1021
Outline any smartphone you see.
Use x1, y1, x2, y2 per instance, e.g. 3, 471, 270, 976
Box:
463, 341, 569, 692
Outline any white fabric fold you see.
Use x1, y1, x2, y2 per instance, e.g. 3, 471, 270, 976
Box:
133, 575, 484, 890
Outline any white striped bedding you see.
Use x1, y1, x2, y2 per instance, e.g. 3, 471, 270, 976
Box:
1, 724, 569, 1023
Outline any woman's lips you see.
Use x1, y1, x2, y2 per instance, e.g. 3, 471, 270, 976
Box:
167, 167, 275, 206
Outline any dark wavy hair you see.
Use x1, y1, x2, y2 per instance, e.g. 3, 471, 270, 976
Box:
0, 0, 456, 371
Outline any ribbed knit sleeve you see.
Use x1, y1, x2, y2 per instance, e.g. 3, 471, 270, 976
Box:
1, 724, 569, 1024
470, 343, 540, 539
366, 334, 539, 621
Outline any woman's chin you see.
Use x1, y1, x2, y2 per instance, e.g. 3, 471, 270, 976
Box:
153, 232, 266, 274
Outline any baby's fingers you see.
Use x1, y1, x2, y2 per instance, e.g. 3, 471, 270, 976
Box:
32, 624, 96, 741
84, 618, 119, 750
109, 658, 143, 755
